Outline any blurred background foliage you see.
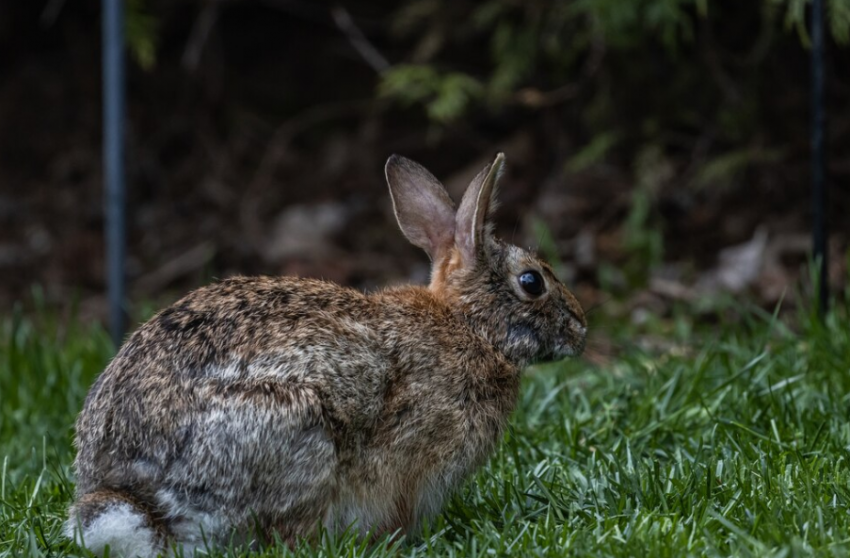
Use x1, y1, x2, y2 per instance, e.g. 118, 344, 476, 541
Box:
0, 0, 848, 325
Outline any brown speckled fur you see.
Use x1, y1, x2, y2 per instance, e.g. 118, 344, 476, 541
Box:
66, 154, 586, 556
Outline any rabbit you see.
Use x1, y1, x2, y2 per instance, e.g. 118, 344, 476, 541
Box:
64, 153, 587, 557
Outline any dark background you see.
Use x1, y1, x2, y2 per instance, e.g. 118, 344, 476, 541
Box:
1, 0, 848, 323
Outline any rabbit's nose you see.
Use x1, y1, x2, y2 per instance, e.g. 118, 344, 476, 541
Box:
566, 311, 587, 332
574, 324, 588, 347
566, 318, 587, 345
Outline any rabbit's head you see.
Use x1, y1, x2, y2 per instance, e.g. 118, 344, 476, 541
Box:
386, 153, 586, 367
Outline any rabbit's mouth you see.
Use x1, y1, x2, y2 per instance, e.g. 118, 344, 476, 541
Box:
531, 346, 578, 365
553, 327, 587, 359
504, 321, 586, 365
553, 343, 582, 358
530, 338, 584, 364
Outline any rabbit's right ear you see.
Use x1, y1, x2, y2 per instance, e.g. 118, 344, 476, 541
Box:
385, 155, 457, 262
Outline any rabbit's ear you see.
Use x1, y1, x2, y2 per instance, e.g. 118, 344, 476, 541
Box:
455, 153, 505, 265
386, 155, 457, 261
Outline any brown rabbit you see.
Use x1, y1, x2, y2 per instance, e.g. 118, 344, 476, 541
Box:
65, 153, 586, 557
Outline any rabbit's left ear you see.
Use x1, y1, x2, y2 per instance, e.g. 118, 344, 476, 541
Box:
386, 155, 457, 262
455, 153, 505, 265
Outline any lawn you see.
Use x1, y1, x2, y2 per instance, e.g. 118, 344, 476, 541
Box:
2, 299, 850, 557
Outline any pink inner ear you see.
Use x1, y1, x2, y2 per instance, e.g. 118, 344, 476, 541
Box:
454, 154, 504, 265
407, 193, 456, 261
385, 155, 457, 262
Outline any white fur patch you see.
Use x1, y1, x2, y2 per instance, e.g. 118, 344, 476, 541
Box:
65, 503, 159, 558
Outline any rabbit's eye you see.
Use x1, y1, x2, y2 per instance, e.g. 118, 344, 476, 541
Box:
518, 270, 545, 296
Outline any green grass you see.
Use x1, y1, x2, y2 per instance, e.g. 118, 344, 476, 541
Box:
3, 301, 850, 557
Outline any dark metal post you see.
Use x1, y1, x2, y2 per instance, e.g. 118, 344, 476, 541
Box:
103, 0, 126, 346
811, 0, 828, 317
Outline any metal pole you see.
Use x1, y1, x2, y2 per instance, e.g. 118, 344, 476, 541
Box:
103, 0, 126, 346
811, 0, 828, 317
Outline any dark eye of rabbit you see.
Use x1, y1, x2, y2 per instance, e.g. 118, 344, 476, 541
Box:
518, 270, 545, 296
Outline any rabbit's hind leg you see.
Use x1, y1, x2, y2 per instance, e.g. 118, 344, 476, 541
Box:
65, 489, 166, 558
161, 381, 339, 550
